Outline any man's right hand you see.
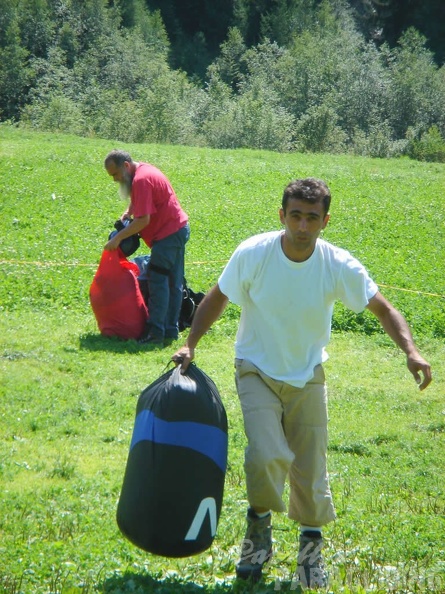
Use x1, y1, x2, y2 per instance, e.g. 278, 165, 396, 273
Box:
104, 233, 121, 251
170, 284, 229, 374
171, 346, 195, 373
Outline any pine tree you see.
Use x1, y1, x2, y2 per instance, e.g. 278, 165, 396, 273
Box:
0, 17, 30, 119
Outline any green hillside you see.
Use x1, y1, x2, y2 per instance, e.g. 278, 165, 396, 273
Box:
1, 127, 444, 593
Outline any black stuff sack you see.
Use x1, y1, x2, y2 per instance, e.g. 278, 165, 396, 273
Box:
116, 364, 228, 557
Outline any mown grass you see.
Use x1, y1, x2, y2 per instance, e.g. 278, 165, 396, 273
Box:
1, 124, 444, 335
0, 126, 444, 593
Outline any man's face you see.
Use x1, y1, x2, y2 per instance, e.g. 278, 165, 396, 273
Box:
279, 198, 330, 259
106, 161, 133, 200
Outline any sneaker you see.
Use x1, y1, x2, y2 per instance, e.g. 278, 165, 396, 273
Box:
293, 532, 328, 590
137, 333, 164, 346
235, 508, 272, 582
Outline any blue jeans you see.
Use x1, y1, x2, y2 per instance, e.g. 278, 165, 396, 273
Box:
146, 223, 190, 339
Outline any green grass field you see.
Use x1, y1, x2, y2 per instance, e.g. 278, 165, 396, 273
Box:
1, 125, 444, 593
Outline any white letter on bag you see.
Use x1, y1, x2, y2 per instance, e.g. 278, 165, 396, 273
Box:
185, 497, 217, 540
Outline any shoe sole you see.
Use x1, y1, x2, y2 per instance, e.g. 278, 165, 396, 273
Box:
235, 549, 272, 583
235, 566, 263, 583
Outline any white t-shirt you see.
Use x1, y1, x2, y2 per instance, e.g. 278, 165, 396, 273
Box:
218, 231, 378, 387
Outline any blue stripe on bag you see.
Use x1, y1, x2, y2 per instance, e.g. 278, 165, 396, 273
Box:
130, 409, 228, 472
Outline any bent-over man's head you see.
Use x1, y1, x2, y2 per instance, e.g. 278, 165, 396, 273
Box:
104, 149, 135, 200
104, 149, 133, 169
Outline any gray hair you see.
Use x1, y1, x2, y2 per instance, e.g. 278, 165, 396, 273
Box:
104, 149, 133, 168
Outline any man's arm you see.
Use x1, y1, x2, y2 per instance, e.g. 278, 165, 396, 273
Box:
366, 291, 432, 390
104, 214, 150, 251
172, 284, 229, 372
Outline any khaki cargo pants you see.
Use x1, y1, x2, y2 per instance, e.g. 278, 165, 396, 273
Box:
235, 358, 336, 526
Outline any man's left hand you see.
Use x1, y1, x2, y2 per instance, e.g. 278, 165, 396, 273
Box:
407, 353, 432, 391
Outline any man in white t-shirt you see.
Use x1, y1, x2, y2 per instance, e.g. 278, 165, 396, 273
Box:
171, 178, 431, 588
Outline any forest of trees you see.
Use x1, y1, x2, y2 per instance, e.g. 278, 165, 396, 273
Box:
1, 0, 445, 161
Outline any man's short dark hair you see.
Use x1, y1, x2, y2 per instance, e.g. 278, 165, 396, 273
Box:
104, 149, 133, 169
282, 178, 331, 216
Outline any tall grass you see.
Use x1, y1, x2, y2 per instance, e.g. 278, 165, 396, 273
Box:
0, 126, 444, 593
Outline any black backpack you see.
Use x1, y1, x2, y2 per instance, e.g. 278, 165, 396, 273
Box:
116, 364, 227, 557
178, 280, 206, 331
108, 219, 140, 257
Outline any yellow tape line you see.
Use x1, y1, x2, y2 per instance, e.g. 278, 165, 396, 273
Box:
1, 260, 444, 299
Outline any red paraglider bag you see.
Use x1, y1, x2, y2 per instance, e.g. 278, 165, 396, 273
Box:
90, 249, 148, 340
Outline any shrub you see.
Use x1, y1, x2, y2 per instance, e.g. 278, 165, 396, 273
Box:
203, 89, 294, 152
92, 91, 146, 143
350, 121, 408, 159
293, 104, 347, 154
22, 94, 85, 135
387, 29, 443, 140
407, 125, 445, 163
136, 69, 200, 145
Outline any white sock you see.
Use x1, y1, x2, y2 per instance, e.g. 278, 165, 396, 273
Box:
300, 524, 322, 534
256, 510, 271, 518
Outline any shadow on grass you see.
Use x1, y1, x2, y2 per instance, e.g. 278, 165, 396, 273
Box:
78, 332, 159, 354
100, 572, 292, 593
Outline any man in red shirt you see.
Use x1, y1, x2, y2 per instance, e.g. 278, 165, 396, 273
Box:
104, 149, 190, 345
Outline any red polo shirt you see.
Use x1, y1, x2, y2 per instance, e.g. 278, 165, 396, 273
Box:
129, 163, 188, 247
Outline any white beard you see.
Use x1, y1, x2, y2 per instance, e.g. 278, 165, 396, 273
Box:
118, 182, 131, 201
118, 170, 132, 201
